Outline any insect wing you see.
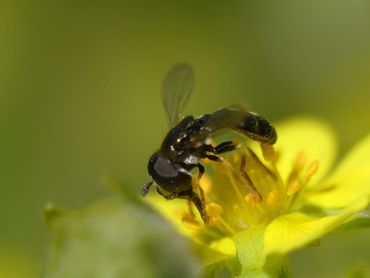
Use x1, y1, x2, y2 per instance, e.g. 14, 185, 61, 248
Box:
161, 64, 195, 127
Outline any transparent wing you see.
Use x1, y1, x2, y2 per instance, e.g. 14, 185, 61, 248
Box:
161, 64, 195, 127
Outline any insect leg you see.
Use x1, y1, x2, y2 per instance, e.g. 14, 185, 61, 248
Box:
141, 180, 153, 196
189, 163, 208, 220
203, 154, 222, 161
214, 141, 238, 154
193, 163, 207, 220
192, 163, 205, 179
196, 145, 222, 161
240, 154, 262, 202
191, 191, 209, 224
196, 142, 237, 161
178, 190, 209, 224
188, 190, 209, 224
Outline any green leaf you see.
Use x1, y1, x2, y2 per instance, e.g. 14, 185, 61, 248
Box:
44, 196, 200, 278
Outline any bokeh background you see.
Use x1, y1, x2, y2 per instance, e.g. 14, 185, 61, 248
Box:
1, 1, 370, 277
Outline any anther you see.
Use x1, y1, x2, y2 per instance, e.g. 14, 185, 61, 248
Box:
208, 216, 222, 226
206, 202, 224, 217
293, 152, 306, 171
245, 194, 260, 206
305, 160, 319, 180
247, 147, 277, 180
266, 189, 279, 207
286, 179, 301, 197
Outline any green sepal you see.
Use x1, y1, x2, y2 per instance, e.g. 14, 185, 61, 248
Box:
234, 226, 289, 278
330, 213, 370, 234
202, 257, 240, 278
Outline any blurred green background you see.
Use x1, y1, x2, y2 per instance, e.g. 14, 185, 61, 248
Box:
1, 0, 369, 277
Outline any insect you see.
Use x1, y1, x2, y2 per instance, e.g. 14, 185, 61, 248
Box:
141, 64, 277, 224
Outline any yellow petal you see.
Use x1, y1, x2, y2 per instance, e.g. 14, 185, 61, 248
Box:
209, 237, 236, 256
145, 194, 200, 239
263, 196, 368, 256
146, 196, 236, 264
193, 239, 235, 265
306, 134, 370, 208
274, 117, 337, 186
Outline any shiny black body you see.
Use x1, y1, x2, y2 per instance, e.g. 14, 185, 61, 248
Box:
143, 107, 277, 223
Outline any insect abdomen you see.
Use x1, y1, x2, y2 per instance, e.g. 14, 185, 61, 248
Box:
202, 108, 277, 145
234, 111, 277, 144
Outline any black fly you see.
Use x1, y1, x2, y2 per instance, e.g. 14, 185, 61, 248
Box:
141, 64, 277, 223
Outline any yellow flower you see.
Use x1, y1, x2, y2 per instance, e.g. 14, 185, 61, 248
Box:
146, 118, 370, 276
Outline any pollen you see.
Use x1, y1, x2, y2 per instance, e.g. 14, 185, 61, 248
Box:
182, 143, 321, 242
267, 189, 279, 207
206, 202, 224, 216
244, 193, 261, 206
206, 216, 219, 225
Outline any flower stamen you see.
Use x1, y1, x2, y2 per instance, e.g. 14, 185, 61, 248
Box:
222, 160, 250, 206
244, 194, 261, 206
206, 202, 224, 216
305, 160, 320, 181
217, 216, 236, 235
177, 143, 322, 247
240, 153, 262, 202
181, 213, 201, 230
267, 189, 279, 207
294, 152, 307, 171
286, 179, 301, 197
247, 147, 277, 181
206, 202, 236, 234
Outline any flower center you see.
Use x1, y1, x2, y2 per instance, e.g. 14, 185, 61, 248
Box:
182, 143, 320, 239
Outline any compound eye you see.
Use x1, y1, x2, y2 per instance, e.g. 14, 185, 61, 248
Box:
152, 156, 178, 178
148, 153, 193, 193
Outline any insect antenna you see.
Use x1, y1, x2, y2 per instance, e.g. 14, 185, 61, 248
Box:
141, 180, 153, 196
